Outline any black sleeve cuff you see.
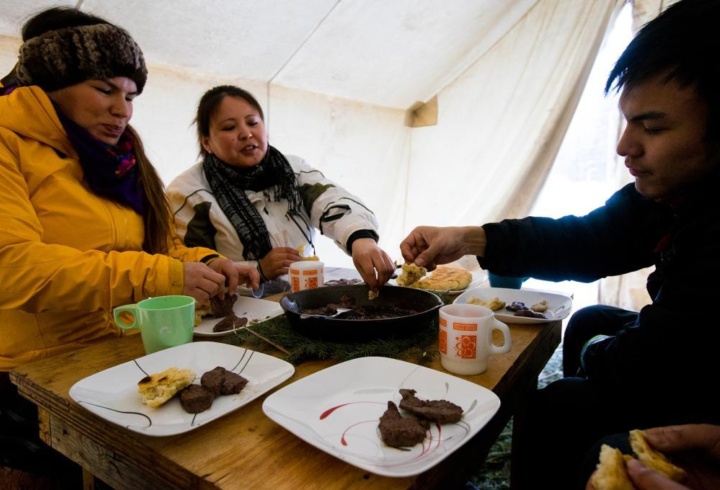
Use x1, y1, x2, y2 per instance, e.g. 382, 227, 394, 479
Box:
346, 230, 379, 254
200, 254, 220, 264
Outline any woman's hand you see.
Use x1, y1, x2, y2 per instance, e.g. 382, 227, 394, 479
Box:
258, 247, 303, 280
182, 262, 227, 302
350, 238, 395, 292
586, 424, 720, 490
208, 258, 261, 293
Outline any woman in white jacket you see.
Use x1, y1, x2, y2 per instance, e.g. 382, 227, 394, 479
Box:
167, 85, 395, 294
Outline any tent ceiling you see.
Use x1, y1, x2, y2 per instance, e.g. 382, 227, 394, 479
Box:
1, 0, 538, 109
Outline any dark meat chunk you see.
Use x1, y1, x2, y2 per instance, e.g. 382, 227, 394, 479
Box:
209, 293, 238, 318
398, 389, 463, 424
213, 312, 248, 332
378, 401, 429, 448
179, 384, 214, 414
201, 366, 248, 396
324, 278, 363, 286
513, 309, 547, 319
505, 301, 528, 312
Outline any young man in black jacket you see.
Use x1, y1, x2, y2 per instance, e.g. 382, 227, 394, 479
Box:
400, 0, 720, 488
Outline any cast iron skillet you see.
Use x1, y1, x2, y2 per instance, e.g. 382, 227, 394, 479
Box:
280, 285, 443, 342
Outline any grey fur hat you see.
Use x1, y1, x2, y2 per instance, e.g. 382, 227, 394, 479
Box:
16, 23, 147, 93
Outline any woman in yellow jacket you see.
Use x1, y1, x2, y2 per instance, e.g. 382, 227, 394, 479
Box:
0, 7, 258, 482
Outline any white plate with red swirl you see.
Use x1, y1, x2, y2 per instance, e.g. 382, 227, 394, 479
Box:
262, 356, 500, 477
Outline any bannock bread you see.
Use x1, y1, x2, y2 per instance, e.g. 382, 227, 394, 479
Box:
138, 367, 196, 408
396, 263, 427, 286
629, 429, 687, 481
413, 266, 472, 291
590, 444, 635, 490
591, 429, 687, 490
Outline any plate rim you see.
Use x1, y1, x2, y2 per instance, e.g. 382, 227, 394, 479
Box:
193, 296, 284, 337
453, 286, 573, 324
69, 341, 295, 436
262, 356, 500, 477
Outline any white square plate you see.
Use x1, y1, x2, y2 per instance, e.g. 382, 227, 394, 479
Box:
454, 287, 573, 324
69, 342, 294, 436
262, 356, 500, 477
194, 296, 284, 337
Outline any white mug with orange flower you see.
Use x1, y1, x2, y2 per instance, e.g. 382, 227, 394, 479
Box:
439, 303, 511, 375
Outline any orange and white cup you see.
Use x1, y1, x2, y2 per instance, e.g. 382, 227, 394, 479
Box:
289, 261, 324, 292
439, 303, 511, 375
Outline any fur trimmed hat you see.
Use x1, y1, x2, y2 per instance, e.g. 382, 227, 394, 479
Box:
16, 23, 147, 93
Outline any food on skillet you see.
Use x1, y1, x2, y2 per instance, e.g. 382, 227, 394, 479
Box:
300, 294, 419, 319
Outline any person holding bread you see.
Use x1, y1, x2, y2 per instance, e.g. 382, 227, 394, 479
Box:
585, 424, 720, 490
0, 7, 258, 483
166, 84, 395, 294
399, 0, 720, 488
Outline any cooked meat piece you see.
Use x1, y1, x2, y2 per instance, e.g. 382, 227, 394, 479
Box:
220, 370, 249, 395
213, 312, 248, 332
378, 401, 429, 448
179, 384, 214, 414
209, 293, 238, 318
398, 389, 463, 424
514, 309, 547, 319
201, 366, 248, 396
505, 301, 528, 312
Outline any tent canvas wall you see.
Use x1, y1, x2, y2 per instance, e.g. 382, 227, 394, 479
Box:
0, 0, 671, 272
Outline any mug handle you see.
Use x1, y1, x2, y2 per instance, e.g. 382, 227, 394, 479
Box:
113, 305, 139, 330
489, 319, 512, 354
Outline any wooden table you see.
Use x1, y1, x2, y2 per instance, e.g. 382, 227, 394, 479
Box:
10, 314, 560, 489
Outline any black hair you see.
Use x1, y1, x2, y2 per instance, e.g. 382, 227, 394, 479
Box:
605, 0, 720, 142
194, 85, 265, 158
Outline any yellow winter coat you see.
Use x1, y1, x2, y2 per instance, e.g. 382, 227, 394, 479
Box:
0, 86, 217, 370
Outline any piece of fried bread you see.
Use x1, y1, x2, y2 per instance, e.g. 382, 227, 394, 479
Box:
296, 243, 320, 261
467, 296, 506, 311
591, 430, 687, 490
630, 429, 687, 481
414, 266, 472, 291
590, 444, 635, 490
396, 263, 427, 286
138, 367, 196, 408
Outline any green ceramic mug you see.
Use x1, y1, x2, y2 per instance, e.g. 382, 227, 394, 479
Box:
113, 295, 195, 354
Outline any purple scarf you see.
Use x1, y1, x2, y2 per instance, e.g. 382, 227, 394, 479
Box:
56, 109, 144, 214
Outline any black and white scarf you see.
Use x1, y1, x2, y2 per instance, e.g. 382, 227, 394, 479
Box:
202, 146, 304, 260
